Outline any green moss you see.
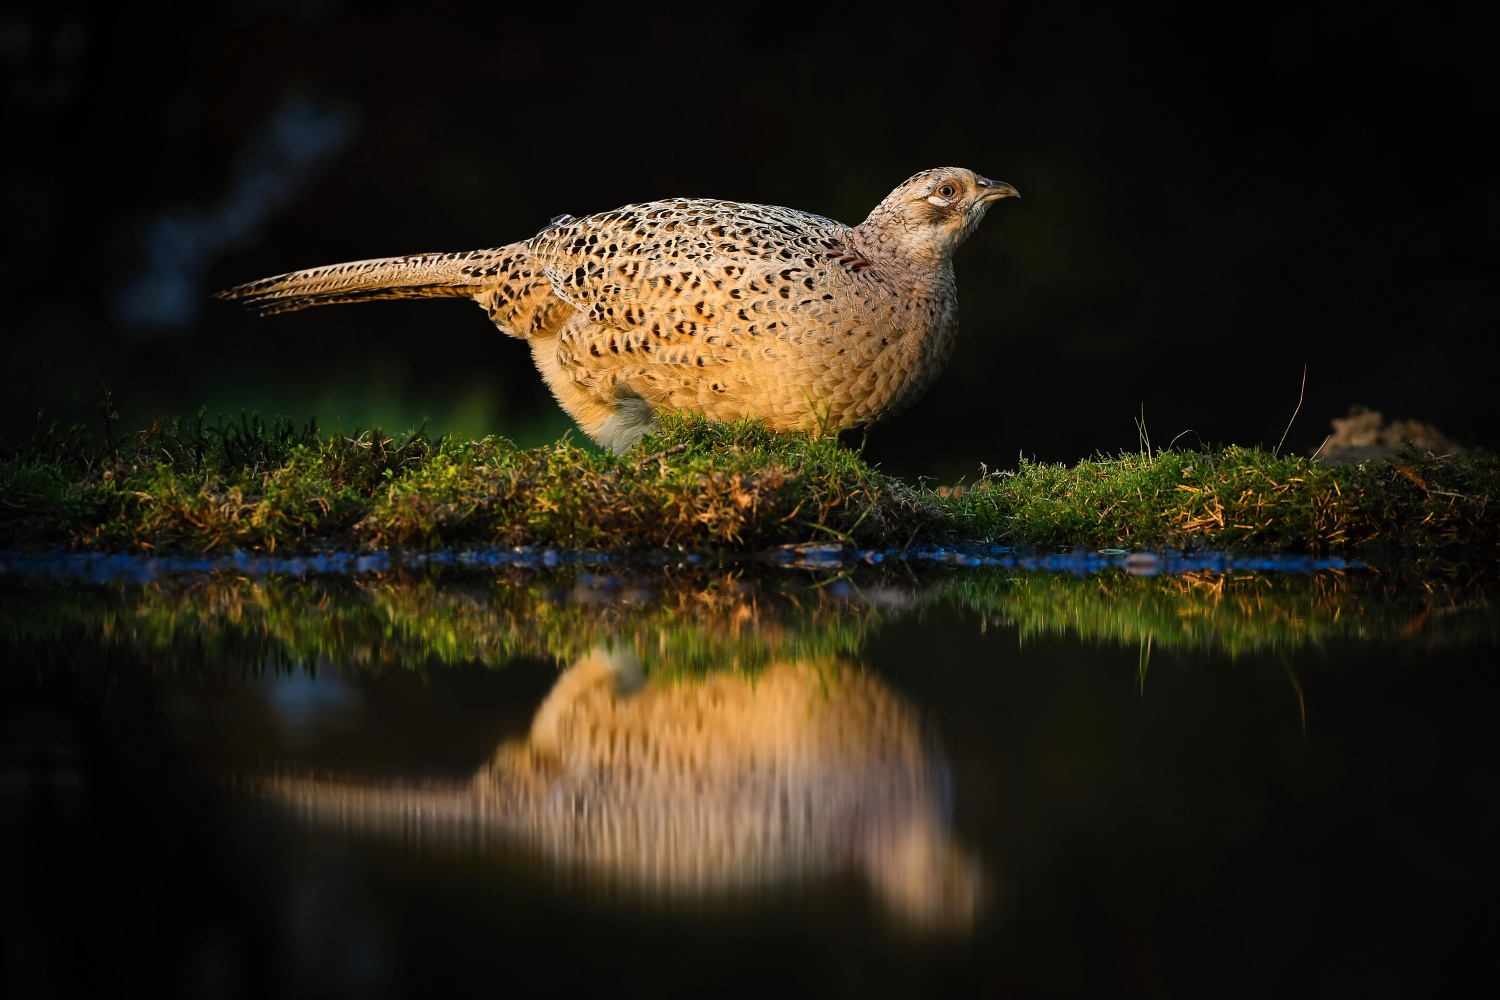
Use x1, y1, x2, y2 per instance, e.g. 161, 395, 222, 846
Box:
1, 409, 1496, 554
0, 410, 930, 553
938, 446, 1499, 553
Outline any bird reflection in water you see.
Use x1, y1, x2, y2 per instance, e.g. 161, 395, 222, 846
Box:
259, 650, 984, 932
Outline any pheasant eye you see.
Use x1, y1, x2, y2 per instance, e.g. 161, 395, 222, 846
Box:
926, 182, 962, 208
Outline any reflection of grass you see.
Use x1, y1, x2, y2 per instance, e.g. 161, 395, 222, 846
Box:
3, 565, 1494, 677
932, 568, 1499, 657
1, 406, 1495, 554
0, 569, 875, 679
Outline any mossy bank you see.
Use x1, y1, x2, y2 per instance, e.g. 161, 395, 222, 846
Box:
2, 410, 1495, 556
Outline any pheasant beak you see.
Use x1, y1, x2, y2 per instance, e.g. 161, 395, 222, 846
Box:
975, 177, 1019, 202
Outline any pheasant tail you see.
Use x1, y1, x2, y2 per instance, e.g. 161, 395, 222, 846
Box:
214, 248, 511, 316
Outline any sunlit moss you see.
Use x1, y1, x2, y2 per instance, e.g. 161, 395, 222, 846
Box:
0, 410, 933, 553
939, 446, 1500, 553
1, 409, 1495, 554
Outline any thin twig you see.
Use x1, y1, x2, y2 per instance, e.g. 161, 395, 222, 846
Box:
898, 525, 921, 560
1167, 429, 1201, 451
639, 443, 688, 466
808, 567, 854, 590
1283, 657, 1307, 737
1275, 364, 1307, 456
802, 521, 853, 543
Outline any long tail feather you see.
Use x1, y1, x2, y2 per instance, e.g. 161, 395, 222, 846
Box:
215, 248, 509, 316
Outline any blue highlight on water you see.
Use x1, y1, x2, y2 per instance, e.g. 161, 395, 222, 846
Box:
0, 544, 1360, 584
891, 545, 1358, 577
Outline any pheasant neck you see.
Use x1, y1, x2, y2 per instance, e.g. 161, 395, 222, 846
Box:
845, 224, 953, 300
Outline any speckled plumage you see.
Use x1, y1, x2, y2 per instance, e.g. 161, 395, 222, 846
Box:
218, 168, 1017, 451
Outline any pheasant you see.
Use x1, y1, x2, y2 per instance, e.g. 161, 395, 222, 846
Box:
218, 168, 1017, 452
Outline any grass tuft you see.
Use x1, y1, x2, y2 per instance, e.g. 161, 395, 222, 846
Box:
935, 446, 1498, 553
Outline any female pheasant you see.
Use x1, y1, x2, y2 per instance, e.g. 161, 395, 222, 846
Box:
218, 168, 1017, 451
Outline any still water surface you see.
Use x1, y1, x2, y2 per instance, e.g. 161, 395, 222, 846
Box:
3, 557, 1497, 996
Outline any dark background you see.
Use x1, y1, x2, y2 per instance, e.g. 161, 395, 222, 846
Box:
4, 0, 1496, 479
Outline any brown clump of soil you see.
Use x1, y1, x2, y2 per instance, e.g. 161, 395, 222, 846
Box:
1315, 405, 1472, 465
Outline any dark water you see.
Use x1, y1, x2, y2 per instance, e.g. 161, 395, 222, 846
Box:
2, 556, 1497, 998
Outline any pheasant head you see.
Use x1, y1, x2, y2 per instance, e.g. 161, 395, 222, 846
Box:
856, 168, 1018, 266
